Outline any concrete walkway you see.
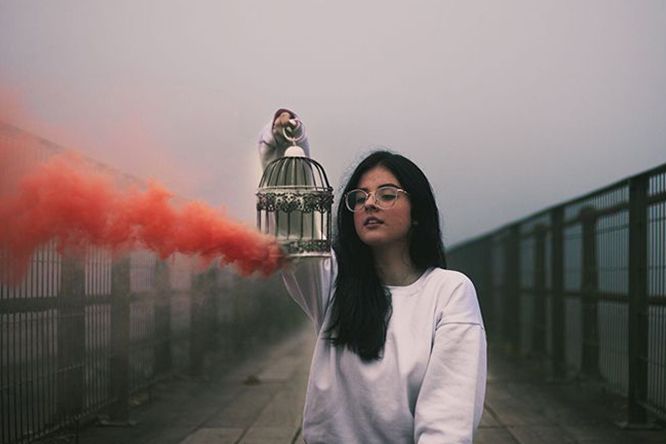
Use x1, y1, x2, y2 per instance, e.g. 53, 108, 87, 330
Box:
477, 352, 664, 444
73, 325, 314, 444
66, 325, 664, 444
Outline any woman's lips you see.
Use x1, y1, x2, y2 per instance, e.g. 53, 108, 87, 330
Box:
364, 217, 384, 226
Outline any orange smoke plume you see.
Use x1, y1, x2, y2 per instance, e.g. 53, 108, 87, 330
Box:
0, 137, 283, 283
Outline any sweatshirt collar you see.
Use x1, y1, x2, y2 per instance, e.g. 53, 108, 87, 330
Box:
385, 267, 434, 294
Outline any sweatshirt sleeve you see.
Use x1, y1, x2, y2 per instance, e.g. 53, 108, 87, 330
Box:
413, 275, 487, 444
280, 250, 337, 333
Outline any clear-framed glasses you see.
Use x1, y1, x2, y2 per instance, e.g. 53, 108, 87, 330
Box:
344, 186, 409, 212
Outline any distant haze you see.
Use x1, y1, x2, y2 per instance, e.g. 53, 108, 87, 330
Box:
1, 0, 665, 247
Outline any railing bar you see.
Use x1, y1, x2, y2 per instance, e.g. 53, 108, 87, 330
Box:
50, 302, 56, 430
26, 310, 32, 441
2, 311, 7, 443
12, 311, 19, 442
21, 310, 27, 440
38, 307, 45, 435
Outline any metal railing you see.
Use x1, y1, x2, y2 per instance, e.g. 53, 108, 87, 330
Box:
0, 124, 304, 444
448, 162, 666, 425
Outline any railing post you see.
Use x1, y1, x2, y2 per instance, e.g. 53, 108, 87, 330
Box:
207, 267, 220, 351
154, 260, 172, 375
482, 236, 495, 338
193, 267, 220, 374
627, 174, 649, 425
492, 235, 503, 342
532, 223, 547, 356
108, 257, 131, 423
550, 207, 566, 379
190, 270, 208, 377
580, 206, 600, 378
501, 232, 510, 349
57, 252, 85, 422
503, 225, 521, 354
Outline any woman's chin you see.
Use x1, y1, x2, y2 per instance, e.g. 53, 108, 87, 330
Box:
358, 235, 380, 246
359, 232, 394, 248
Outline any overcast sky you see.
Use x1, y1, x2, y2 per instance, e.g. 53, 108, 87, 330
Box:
1, 0, 665, 247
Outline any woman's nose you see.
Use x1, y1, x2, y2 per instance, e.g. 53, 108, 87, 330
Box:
363, 193, 379, 210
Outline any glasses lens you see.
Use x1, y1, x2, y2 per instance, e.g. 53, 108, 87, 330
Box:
346, 190, 367, 211
376, 187, 398, 208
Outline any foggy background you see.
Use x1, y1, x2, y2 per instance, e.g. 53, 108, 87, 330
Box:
1, 0, 665, 247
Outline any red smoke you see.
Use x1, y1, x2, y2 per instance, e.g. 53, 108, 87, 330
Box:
0, 138, 283, 284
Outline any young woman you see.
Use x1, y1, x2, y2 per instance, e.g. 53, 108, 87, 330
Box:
258, 110, 487, 444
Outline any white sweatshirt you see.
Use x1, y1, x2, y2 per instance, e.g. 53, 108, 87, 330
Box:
282, 252, 487, 444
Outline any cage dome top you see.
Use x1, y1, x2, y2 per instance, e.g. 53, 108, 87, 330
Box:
258, 156, 332, 191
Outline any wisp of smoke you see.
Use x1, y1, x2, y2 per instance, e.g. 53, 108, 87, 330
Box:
0, 139, 283, 284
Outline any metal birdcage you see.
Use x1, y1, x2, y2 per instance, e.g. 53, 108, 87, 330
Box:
256, 133, 333, 257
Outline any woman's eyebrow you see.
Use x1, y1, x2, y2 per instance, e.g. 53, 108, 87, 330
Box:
359, 183, 401, 191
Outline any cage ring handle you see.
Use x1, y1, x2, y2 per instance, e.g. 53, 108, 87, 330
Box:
282, 118, 306, 144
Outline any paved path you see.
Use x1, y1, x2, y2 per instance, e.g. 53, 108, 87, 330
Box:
69, 325, 664, 444
477, 352, 664, 444
73, 325, 314, 444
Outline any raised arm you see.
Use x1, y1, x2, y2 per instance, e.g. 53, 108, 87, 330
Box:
281, 252, 337, 333
257, 108, 329, 331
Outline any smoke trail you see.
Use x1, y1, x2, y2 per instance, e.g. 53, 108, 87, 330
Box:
0, 138, 283, 284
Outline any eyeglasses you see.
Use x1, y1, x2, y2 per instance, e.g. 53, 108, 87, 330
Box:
344, 186, 409, 212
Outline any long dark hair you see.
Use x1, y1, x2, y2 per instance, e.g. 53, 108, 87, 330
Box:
325, 150, 447, 361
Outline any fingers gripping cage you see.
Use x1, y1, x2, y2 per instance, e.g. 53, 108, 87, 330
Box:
256, 156, 333, 257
